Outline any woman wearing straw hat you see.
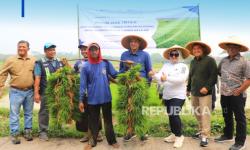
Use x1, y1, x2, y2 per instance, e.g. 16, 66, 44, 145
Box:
149, 45, 189, 148
214, 37, 250, 150
185, 41, 217, 147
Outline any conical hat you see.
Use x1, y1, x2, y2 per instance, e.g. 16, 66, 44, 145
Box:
219, 36, 249, 52
163, 45, 190, 59
121, 35, 147, 50
185, 41, 211, 55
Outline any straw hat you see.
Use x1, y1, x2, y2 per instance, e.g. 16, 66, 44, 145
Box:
185, 41, 211, 55
121, 35, 147, 50
163, 45, 190, 59
219, 36, 249, 52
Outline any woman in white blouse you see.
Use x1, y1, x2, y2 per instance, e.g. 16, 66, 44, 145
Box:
149, 45, 190, 148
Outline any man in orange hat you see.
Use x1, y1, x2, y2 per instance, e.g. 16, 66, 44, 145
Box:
185, 41, 217, 147
215, 37, 250, 150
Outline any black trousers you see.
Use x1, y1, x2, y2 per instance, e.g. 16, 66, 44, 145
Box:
212, 86, 216, 111
164, 98, 185, 137
88, 102, 117, 146
221, 94, 246, 145
75, 100, 102, 132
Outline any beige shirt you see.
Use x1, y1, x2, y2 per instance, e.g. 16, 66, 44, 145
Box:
0, 55, 36, 89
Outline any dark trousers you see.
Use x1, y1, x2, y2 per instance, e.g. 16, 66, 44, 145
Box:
212, 86, 216, 111
221, 94, 246, 145
39, 94, 49, 133
75, 100, 102, 132
164, 98, 185, 137
88, 102, 116, 146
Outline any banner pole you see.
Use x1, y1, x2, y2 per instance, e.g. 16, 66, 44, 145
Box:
21, 0, 25, 17
197, 4, 201, 40
77, 4, 80, 58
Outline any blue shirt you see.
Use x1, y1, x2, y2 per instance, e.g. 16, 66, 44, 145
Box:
74, 60, 87, 73
79, 60, 118, 105
34, 57, 59, 76
119, 50, 152, 81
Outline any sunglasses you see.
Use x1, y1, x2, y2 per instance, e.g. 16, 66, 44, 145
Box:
169, 52, 179, 57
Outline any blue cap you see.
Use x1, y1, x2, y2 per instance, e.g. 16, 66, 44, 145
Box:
44, 43, 56, 50
78, 40, 87, 49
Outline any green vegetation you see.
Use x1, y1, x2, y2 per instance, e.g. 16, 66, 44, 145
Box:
46, 67, 81, 129
1, 83, 250, 137
1, 107, 250, 137
1, 59, 249, 138
116, 65, 149, 137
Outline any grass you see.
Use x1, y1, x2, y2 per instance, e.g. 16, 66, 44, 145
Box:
1, 83, 250, 138
1, 107, 249, 138
0, 61, 249, 138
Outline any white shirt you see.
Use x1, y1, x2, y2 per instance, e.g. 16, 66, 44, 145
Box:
153, 62, 189, 100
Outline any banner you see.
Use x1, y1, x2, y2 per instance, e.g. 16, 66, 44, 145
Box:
78, 6, 200, 49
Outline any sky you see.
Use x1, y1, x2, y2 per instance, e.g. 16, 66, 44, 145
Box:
0, 0, 249, 57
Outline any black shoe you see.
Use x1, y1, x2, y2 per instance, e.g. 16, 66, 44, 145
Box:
200, 138, 208, 147
123, 133, 136, 142
11, 135, 21, 144
192, 132, 201, 140
229, 143, 245, 150
214, 135, 233, 143
140, 134, 149, 141
24, 129, 33, 141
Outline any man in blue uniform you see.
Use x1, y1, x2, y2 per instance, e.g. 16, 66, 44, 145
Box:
74, 43, 103, 143
34, 43, 63, 141
119, 35, 152, 141
79, 43, 119, 150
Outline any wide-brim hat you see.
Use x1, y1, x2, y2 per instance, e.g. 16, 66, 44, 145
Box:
163, 45, 190, 59
121, 35, 147, 50
219, 36, 249, 52
185, 41, 211, 55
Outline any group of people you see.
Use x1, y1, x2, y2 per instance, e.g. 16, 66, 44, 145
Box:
0, 35, 249, 150
149, 36, 250, 150
0, 42, 64, 144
